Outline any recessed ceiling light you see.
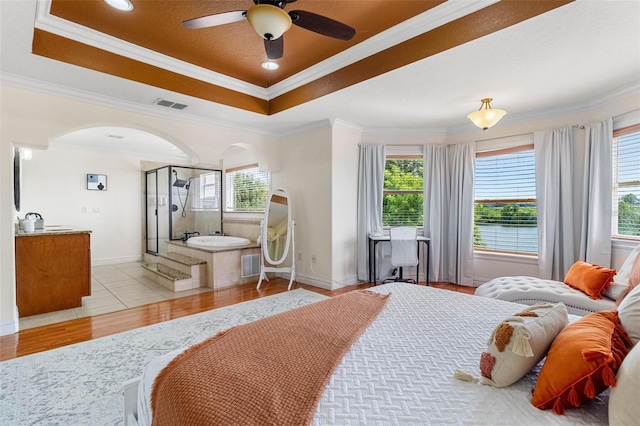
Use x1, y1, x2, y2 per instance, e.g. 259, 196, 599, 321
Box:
104, 0, 134, 12
261, 61, 279, 70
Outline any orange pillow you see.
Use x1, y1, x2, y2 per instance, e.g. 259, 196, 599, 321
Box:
531, 310, 632, 415
564, 261, 616, 299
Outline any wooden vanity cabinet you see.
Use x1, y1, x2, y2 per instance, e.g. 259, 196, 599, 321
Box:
15, 232, 91, 317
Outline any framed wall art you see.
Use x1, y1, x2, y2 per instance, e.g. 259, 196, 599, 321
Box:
87, 174, 107, 191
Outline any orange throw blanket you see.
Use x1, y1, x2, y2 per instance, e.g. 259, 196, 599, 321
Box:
151, 290, 389, 425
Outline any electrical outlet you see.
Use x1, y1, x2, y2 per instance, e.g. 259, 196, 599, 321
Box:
297, 252, 302, 261
81, 206, 87, 213
311, 255, 317, 263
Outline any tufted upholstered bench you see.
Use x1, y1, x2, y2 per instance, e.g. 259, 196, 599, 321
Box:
474, 276, 615, 316
476, 244, 640, 316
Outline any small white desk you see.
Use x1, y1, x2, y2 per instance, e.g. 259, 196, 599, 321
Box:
368, 234, 430, 286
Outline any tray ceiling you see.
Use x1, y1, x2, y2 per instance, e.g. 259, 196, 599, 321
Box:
32, 0, 572, 115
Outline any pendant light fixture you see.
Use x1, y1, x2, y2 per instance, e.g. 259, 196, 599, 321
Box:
467, 98, 507, 130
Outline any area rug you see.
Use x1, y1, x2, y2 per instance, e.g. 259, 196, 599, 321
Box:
0, 289, 327, 426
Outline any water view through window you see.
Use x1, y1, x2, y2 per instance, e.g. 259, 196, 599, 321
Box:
476, 224, 538, 254
474, 146, 538, 256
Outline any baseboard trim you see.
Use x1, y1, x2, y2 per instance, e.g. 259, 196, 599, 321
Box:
0, 313, 19, 336
281, 272, 360, 291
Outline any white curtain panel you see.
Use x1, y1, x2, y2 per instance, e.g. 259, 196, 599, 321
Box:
446, 142, 475, 286
535, 127, 576, 280
423, 144, 449, 282
356, 144, 385, 281
580, 118, 613, 267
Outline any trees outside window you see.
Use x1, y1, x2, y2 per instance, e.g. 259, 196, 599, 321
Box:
383, 158, 423, 227
613, 126, 640, 238
224, 165, 270, 212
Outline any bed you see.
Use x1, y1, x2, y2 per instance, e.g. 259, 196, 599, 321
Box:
124, 283, 609, 425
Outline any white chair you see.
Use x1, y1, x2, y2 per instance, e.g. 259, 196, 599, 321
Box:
385, 226, 419, 284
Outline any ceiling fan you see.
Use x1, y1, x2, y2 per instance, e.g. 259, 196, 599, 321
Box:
182, 0, 356, 60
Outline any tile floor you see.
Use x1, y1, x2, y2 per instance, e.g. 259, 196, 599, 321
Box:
19, 262, 213, 330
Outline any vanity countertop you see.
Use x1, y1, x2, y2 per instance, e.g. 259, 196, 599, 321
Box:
15, 226, 92, 237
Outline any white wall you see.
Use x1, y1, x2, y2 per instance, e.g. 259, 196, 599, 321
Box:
274, 126, 334, 289
0, 143, 18, 334
20, 146, 143, 264
330, 122, 362, 287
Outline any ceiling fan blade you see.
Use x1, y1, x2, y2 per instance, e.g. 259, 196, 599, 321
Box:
182, 11, 246, 30
290, 10, 355, 41
265, 37, 284, 60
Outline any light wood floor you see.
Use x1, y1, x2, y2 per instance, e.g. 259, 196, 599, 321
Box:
0, 279, 474, 362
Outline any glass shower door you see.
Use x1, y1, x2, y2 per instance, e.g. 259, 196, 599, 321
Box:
146, 171, 158, 254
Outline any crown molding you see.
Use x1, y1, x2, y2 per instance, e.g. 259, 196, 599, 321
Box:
35, 0, 268, 100
277, 119, 333, 139
268, 0, 499, 98
331, 118, 364, 135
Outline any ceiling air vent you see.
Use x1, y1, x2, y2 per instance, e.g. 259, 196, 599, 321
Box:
153, 98, 189, 110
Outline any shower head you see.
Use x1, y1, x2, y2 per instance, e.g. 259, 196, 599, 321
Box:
172, 169, 189, 188
173, 178, 188, 188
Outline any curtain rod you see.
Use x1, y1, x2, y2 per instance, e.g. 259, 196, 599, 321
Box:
572, 124, 585, 129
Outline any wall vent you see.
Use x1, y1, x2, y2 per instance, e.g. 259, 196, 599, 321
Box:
153, 98, 189, 110
241, 254, 260, 278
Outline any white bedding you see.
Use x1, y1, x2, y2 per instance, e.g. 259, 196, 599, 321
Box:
137, 283, 608, 425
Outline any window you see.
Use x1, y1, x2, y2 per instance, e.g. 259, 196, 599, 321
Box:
612, 125, 640, 238
383, 156, 423, 227
192, 171, 220, 210
224, 164, 270, 212
474, 145, 537, 255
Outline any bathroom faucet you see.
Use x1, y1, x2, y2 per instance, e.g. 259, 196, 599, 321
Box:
182, 231, 200, 241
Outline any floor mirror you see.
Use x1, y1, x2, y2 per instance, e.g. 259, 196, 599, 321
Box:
257, 189, 296, 290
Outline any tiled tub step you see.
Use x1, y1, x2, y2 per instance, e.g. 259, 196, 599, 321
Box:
157, 252, 206, 275
159, 252, 206, 266
142, 263, 202, 292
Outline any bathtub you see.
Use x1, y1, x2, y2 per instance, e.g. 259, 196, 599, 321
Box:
186, 235, 251, 248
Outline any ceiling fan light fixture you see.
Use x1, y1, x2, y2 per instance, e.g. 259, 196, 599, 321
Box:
467, 98, 506, 130
246, 4, 292, 40
261, 61, 280, 70
103, 0, 134, 12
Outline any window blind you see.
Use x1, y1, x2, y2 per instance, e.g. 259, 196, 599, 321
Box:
224, 165, 270, 212
474, 147, 537, 255
383, 157, 424, 227
612, 126, 640, 238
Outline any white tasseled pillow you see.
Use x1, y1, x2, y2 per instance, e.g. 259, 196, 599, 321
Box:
474, 303, 569, 387
606, 245, 640, 301
617, 284, 640, 345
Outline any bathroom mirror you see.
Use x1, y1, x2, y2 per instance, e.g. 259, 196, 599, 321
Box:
257, 189, 296, 290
